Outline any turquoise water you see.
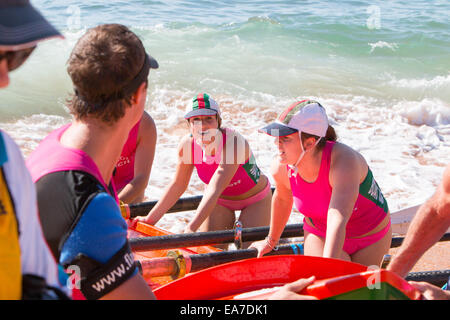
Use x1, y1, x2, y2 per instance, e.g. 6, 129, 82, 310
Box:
1, 1, 449, 223
2, 0, 449, 119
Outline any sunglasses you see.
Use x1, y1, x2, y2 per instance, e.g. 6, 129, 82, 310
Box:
0, 46, 36, 72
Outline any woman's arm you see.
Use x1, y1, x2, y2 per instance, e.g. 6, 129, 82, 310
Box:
185, 130, 249, 232
323, 146, 361, 259
185, 162, 239, 232
118, 112, 157, 203
133, 136, 194, 225
251, 158, 293, 257
267, 160, 294, 245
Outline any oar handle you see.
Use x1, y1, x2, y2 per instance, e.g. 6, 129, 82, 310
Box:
390, 232, 450, 248
126, 195, 202, 218
129, 224, 304, 251
123, 188, 276, 218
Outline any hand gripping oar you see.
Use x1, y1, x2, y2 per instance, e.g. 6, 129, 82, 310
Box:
136, 243, 305, 279
129, 223, 304, 251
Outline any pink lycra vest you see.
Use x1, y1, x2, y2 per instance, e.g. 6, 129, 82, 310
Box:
112, 121, 140, 191
192, 128, 261, 197
26, 124, 119, 204
289, 141, 388, 238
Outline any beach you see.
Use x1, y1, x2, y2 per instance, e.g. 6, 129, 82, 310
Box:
389, 240, 449, 273
1, 1, 449, 274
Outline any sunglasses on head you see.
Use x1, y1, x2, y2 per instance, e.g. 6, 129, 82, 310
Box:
0, 46, 36, 71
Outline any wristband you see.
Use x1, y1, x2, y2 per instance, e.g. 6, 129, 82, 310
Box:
265, 236, 279, 251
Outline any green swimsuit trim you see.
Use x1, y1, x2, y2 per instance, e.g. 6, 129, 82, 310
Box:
359, 168, 389, 214
242, 154, 261, 185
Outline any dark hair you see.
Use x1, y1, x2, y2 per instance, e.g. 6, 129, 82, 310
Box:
66, 24, 147, 124
300, 125, 337, 150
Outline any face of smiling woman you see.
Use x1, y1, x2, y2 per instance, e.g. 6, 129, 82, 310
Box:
188, 115, 220, 147
274, 132, 303, 165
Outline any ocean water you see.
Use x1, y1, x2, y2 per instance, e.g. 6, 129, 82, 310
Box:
1, 0, 449, 233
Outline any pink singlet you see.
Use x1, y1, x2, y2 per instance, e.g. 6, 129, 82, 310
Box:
112, 121, 140, 191
192, 128, 270, 210
27, 124, 119, 204
289, 141, 390, 255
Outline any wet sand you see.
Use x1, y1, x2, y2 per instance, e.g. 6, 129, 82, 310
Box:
388, 241, 450, 272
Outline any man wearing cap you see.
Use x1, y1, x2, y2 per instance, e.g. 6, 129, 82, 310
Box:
0, 0, 65, 299
251, 100, 392, 268
26, 24, 158, 299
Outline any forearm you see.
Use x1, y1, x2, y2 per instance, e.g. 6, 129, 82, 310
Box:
323, 209, 347, 259
187, 188, 222, 231
388, 200, 450, 277
268, 191, 293, 243
118, 175, 149, 203
188, 165, 238, 231
146, 182, 187, 224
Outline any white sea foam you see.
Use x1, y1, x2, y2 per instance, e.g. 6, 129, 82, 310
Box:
1, 87, 448, 234
389, 74, 450, 90
368, 41, 399, 53
394, 99, 450, 126
148, 92, 449, 231
1, 11, 449, 234
2, 88, 448, 233
1, 114, 68, 157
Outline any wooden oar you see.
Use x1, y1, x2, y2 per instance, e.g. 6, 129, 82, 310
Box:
390, 232, 450, 248
125, 195, 202, 218
130, 223, 303, 251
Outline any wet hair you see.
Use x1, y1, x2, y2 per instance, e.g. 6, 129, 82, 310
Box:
300, 125, 337, 150
66, 24, 147, 124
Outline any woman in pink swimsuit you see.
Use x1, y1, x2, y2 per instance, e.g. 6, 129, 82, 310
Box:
133, 93, 271, 247
112, 110, 157, 203
251, 100, 392, 266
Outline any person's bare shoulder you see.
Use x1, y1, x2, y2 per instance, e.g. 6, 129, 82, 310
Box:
178, 133, 194, 163
330, 142, 368, 183
139, 111, 157, 137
